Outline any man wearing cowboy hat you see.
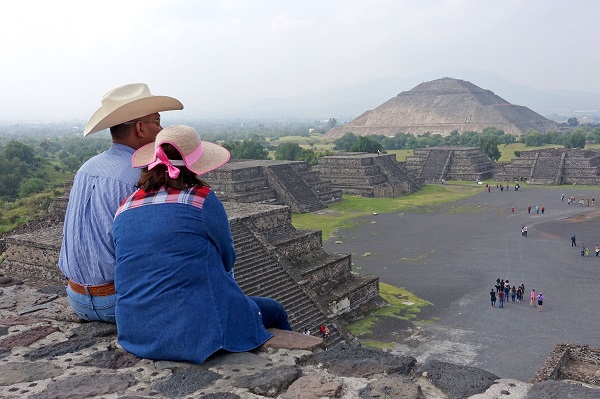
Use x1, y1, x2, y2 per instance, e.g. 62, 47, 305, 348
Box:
58, 83, 183, 322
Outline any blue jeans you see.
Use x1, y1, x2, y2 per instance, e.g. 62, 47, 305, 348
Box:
66, 285, 116, 323
248, 296, 292, 331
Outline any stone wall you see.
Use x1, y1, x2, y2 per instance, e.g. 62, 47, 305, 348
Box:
533, 343, 600, 386
405, 147, 496, 181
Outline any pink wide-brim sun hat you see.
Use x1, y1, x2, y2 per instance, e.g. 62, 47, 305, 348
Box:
132, 125, 230, 176
84, 83, 183, 136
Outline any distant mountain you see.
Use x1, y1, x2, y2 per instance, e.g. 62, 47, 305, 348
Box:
240, 69, 600, 122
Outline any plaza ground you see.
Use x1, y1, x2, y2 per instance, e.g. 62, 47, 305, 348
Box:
323, 184, 600, 381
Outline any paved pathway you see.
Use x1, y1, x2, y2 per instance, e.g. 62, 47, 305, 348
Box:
324, 184, 600, 381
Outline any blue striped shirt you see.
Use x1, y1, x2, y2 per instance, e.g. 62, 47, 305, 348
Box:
59, 143, 141, 285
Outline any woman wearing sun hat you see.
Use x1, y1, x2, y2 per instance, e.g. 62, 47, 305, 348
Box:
113, 125, 290, 364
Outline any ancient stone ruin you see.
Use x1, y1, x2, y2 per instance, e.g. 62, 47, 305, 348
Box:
533, 343, 600, 387
496, 148, 600, 185
404, 146, 498, 182
202, 159, 342, 213
313, 153, 420, 197
323, 77, 558, 139
0, 183, 383, 342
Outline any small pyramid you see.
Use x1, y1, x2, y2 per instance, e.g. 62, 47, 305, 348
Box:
323, 78, 558, 139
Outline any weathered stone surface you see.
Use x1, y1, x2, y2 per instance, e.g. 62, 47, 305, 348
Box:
36, 285, 67, 297
0, 288, 17, 309
28, 373, 135, 399
75, 346, 141, 369
70, 321, 117, 339
0, 276, 23, 286
419, 360, 499, 399
525, 380, 600, 399
359, 376, 422, 399
24, 336, 98, 360
469, 378, 531, 399
0, 325, 59, 349
306, 343, 417, 377
233, 365, 302, 397
0, 361, 63, 386
199, 393, 241, 399
0, 326, 8, 336
280, 375, 343, 399
262, 328, 325, 351
0, 315, 40, 326
151, 367, 220, 397
202, 350, 271, 368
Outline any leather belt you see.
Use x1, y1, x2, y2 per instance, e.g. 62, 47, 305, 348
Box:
68, 279, 116, 296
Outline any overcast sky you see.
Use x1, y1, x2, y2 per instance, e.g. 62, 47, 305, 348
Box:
2, 0, 599, 121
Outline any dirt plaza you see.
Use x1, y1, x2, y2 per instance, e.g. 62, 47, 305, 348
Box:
323, 184, 600, 381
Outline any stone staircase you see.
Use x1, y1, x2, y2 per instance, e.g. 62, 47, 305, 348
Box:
419, 149, 451, 180
372, 154, 421, 194
264, 163, 326, 213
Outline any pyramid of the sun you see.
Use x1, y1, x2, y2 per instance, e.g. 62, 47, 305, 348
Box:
323, 77, 558, 139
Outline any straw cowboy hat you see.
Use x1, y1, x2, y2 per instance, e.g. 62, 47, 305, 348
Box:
132, 125, 230, 176
84, 83, 183, 136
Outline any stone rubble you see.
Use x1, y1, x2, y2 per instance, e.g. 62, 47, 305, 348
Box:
1, 275, 599, 399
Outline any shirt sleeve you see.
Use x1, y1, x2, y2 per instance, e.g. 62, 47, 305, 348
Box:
204, 190, 237, 274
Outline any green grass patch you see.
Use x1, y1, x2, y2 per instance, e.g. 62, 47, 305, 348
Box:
348, 282, 431, 347
292, 183, 481, 240
385, 149, 414, 162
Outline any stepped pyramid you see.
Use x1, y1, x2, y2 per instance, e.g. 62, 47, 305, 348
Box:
313, 153, 421, 197
405, 146, 498, 181
202, 160, 342, 213
323, 77, 559, 138
495, 148, 600, 185
0, 183, 383, 343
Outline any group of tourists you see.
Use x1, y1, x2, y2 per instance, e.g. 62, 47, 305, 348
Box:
484, 183, 520, 193
490, 279, 543, 311
563, 194, 595, 207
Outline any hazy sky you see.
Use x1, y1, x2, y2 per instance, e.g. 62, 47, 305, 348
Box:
2, 0, 599, 121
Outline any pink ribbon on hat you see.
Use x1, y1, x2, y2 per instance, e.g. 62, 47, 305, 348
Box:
148, 146, 181, 179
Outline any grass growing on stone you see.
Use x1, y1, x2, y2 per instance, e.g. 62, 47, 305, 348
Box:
347, 283, 431, 348
292, 183, 481, 240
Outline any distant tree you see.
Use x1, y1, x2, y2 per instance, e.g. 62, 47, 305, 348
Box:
479, 135, 501, 161
563, 131, 586, 149
275, 142, 303, 160
222, 139, 269, 160
327, 118, 338, 129
522, 129, 544, 147
502, 134, 516, 145
4, 140, 36, 165
63, 155, 81, 172
482, 126, 505, 136
349, 136, 382, 153
19, 178, 47, 197
333, 132, 359, 151
567, 117, 579, 126
514, 151, 522, 157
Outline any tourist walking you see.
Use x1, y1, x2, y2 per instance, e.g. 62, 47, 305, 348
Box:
535, 205, 540, 214
581, 243, 586, 256
511, 286, 516, 303
541, 206, 545, 214
516, 285, 523, 302
595, 245, 599, 257
561, 193, 564, 201
498, 290, 505, 308
528, 205, 532, 214
490, 289, 496, 307
495, 278, 502, 293
537, 292, 544, 312
503, 280, 510, 303
571, 235, 577, 247
530, 289, 536, 307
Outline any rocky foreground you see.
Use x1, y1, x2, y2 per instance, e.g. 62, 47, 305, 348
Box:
0, 275, 598, 399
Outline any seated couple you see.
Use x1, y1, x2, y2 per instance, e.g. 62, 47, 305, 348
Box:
59, 84, 290, 365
